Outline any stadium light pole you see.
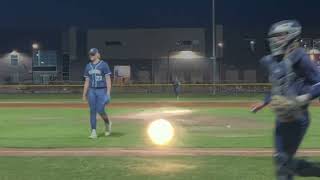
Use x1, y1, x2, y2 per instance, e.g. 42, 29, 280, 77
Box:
167, 51, 170, 83
32, 43, 40, 65
212, 0, 217, 81
211, 0, 218, 84
212, 0, 216, 60
32, 43, 39, 50
32, 43, 40, 83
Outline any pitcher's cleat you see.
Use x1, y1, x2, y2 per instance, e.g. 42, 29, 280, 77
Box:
89, 130, 98, 139
105, 121, 112, 136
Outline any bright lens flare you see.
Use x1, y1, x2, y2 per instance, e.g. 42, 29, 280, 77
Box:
147, 119, 174, 145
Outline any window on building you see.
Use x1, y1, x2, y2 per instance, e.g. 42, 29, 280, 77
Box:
105, 41, 124, 47
10, 54, 19, 66
176, 40, 200, 51
33, 51, 57, 67
62, 54, 70, 81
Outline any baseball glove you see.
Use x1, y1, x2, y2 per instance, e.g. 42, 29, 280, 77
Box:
270, 95, 303, 122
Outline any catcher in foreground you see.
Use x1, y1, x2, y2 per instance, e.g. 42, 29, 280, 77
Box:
252, 20, 320, 180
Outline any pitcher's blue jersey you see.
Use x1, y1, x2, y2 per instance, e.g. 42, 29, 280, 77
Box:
84, 60, 111, 88
261, 48, 320, 105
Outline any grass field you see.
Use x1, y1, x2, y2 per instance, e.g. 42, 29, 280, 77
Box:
1, 156, 320, 180
1, 93, 320, 180
1, 106, 320, 148
0, 157, 273, 180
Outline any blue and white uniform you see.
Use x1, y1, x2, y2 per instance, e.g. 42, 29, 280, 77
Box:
173, 79, 181, 98
84, 60, 111, 130
261, 48, 320, 179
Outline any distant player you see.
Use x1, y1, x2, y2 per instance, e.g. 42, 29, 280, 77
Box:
251, 20, 320, 179
173, 77, 181, 100
82, 48, 112, 139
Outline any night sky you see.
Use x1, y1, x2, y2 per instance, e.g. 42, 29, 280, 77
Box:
1, 0, 319, 28
1, 0, 320, 65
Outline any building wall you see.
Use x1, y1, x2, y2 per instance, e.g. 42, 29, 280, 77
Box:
68, 27, 78, 62
68, 28, 211, 83
87, 28, 206, 59
0, 51, 32, 84
153, 58, 213, 83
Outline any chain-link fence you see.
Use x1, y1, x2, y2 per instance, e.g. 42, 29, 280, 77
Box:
0, 83, 271, 95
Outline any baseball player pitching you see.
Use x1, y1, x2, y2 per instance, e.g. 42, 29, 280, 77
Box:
82, 48, 112, 139
252, 20, 320, 179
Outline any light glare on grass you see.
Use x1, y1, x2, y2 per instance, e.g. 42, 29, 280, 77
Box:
148, 119, 174, 145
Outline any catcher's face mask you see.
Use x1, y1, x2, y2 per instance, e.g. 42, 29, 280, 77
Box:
268, 20, 301, 56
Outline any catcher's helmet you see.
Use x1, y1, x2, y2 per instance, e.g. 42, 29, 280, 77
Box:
268, 20, 302, 56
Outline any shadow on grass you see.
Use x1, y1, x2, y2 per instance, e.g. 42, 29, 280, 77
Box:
98, 132, 126, 138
